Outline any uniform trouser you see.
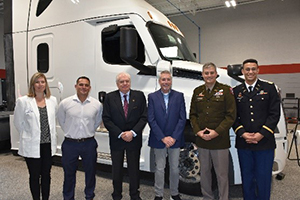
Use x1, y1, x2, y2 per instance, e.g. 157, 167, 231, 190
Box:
154, 147, 180, 197
238, 149, 274, 200
198, 148, 229, 200
61, 138, 98, 200
111, 149, 141, 200
25, 143, 52, 200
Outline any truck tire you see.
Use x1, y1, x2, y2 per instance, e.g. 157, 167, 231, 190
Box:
178, 142, 217, 196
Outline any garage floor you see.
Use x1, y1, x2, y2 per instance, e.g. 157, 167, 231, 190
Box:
1, 130, 300, 200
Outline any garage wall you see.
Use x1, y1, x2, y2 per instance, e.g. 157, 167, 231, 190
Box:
170, 0, 300, 66
0, 1, 299, 97
170, 0, 300, 98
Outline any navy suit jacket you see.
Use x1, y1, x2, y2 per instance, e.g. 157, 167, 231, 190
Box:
103, 89, 147, 151
148, 89, 186, 148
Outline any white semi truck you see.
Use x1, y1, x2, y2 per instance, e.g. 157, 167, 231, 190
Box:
6, 0, 287, 195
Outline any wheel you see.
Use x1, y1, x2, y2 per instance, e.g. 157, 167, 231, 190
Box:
178, 142, 217, 196
178, 143, 201, 196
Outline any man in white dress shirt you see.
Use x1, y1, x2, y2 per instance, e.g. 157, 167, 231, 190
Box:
57, 76, 102, 200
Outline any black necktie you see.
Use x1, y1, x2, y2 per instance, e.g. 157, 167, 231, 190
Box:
249, 86, 253, 92
207, 88, 211, 93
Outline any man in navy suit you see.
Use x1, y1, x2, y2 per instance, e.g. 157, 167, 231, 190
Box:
148, 70, 186, 200
103, 72, 147, 200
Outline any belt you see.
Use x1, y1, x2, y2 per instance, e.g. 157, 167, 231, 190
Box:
64, 136, 94, 142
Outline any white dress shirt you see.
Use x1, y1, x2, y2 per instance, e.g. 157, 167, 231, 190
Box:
120, 90, 130, 106
57, 94, 103, 139
118, 90, 137, 138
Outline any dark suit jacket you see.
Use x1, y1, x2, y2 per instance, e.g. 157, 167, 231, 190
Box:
102, 89, 147, 151
148, 89, 186, 149
232, 79, 280, 150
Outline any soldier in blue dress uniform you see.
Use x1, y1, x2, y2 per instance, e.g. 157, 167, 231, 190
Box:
232, 59, 280, 200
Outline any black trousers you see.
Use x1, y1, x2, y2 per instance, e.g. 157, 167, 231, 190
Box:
25, 143, 52, 200
111, 149, 141, 200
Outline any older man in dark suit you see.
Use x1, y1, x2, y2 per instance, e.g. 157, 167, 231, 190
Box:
103, 72, 147, 200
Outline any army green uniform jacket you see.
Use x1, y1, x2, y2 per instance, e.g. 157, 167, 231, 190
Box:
190, 81, 236, 149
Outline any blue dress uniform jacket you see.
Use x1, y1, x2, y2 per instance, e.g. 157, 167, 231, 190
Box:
190, 81, 236, 150
232, 79, 280, 150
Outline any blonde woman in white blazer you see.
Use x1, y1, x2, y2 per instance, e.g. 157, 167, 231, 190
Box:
14, 72, 58, 200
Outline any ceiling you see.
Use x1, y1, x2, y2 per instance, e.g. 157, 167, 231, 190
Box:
0, 0, 265, 16
145, 0, 265, 17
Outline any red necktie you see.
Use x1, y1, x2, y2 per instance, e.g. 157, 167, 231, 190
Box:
123, 94, 128, 118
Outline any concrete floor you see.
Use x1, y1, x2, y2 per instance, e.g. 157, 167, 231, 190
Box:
1, 130, 300, 200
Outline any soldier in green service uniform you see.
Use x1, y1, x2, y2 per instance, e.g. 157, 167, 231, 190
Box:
190, 62, 236, 200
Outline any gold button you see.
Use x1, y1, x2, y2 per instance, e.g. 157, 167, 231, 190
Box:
251, 119, 254, 122
250, 105, 253, 108
249, 99, 252, 101
251, 112, 254, 115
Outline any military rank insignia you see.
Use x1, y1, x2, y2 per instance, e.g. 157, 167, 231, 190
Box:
237, 92, 243, 100
196, 92, 204, 100
258, 90, 268, 95
198, 92, 204, 97
214, 89, 224, 96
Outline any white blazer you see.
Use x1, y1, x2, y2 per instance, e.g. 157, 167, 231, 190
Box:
14, 95, 58, 158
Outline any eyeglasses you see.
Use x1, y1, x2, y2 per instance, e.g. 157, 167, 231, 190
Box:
244, 67, 258, 72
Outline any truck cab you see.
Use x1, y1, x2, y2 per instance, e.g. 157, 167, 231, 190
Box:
8, 0, 287, 195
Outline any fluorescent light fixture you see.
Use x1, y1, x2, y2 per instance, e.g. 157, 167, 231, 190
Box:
225, 1, 231, 7
230, 0, 237, 7
71, 0, 80, 4
225, 0, 236, 8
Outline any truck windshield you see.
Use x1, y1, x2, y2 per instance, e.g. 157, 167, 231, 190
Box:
148, 23, 197, 62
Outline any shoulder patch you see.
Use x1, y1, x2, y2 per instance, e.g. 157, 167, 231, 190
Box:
230, 87, 234, 95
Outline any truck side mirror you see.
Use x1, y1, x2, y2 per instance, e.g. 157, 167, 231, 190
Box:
120, 27, 155, 75
98, 91, 106, 103
227, 64, 244, 83
120, 27, 138, 60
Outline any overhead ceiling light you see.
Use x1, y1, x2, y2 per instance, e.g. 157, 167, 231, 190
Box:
230, 0, 237, 7
225, 1, 231, 7
71, 0, 80, 4
225, 0, 237, 8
